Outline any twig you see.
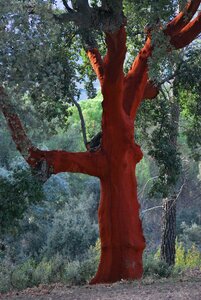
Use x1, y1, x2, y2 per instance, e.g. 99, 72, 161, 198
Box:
62, 0, 74, 13
141, 205, 163, 215
71, 98, 88, 149
138, 176, 158, 199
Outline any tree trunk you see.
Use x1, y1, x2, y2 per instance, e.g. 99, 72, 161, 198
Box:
160, 196, 177, 266
160, 85, 180, 266
91, 140, 145, 283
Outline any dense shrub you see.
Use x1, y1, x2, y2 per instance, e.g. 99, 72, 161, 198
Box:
179, 222, 201, 249
143, 255, 172, 278
175, 241, 201, 269
45, 193, 98, 260
0, 240, 100, 292
0, 258, 14, 293
143, 241, 201, 279
62, 239, 100, 285
0, 166, 44, 235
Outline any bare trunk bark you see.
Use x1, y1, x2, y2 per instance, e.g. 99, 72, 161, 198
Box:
160, 84, 180, 266
160, 196, 177, 266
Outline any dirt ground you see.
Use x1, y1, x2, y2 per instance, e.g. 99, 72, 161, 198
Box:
1, 269, 201, 300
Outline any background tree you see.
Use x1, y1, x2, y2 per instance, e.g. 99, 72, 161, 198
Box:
137, 42, 201, 266
1, 0, 201, 284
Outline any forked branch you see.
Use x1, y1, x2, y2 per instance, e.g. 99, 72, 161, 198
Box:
170, 11, 201, 49
165, 0, 201, 36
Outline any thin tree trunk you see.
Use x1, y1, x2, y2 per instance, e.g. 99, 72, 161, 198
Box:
160, 196, 177, 266
160, 83, 180, 266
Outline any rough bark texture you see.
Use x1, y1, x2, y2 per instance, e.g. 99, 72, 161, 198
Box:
161, 196, 177, 266
1, 0, 201, 284
160, 82, 180, 266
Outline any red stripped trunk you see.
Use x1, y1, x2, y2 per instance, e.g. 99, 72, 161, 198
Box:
91, 112, 145, 283
91, 153, 145, 283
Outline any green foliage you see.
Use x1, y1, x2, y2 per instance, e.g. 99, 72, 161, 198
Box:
175, 241, 201, 269
63, 253, 98, 285
175, 241, 186, 268
179, 223, 201, 249
66, 92, 102, 151
0, 120, 19, 168
10, 258, 36, 290
0, 0, 80, 135
143, 254, 172, 278
0, 240, 100, 292
45, 193, 98, 260
185, 245, 201, 268
179, 91, 201, 161
124, 0, 178, 78
136, 92, 182, 198
0, 166, 44, 235
136, 155, 154, 192
0, 258, 14, 293
144, 241, 201, 280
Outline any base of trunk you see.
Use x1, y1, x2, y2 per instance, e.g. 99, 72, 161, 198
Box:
90, 245, 144, 284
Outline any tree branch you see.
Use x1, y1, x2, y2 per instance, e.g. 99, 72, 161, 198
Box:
62, 0, 74, 13
87, 49, 104, 86
142, 65, 183, 101
0, 87, 104, 179
53, 12, 78, 23
170, 11, 201, 49
71, 98, 88, 148
28, 148, 103, 178
100, 26, 127, 113
103, 26, 127, 84
72, 0, 90, 12
165, 0, 201, 36
54, 1, 125, 32
0, 87, 33, 160
101, 0, 123, 13
141, 205, 163, 216
79, 29, 104, 86
142, 80, 159, 100
123, 38, 152, 118
125, 1, 201, 107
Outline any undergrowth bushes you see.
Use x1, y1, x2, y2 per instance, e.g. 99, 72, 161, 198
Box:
0, 240, 100, 292
0, 238, 200, 293
143, 242, 201, 279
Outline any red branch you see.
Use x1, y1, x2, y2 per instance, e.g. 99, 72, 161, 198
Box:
86, 48, 104, 86
170, 11, 201, 49
165, 0, 201, 36
142, 81, 159, 100
101, 26, 127, 114
124, 0, 201, 112
27, 148, 103, 177
123, 38, 152, 118
0, 88, 33, 160
103, 26, 127, 85
0, 87, 104, 178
